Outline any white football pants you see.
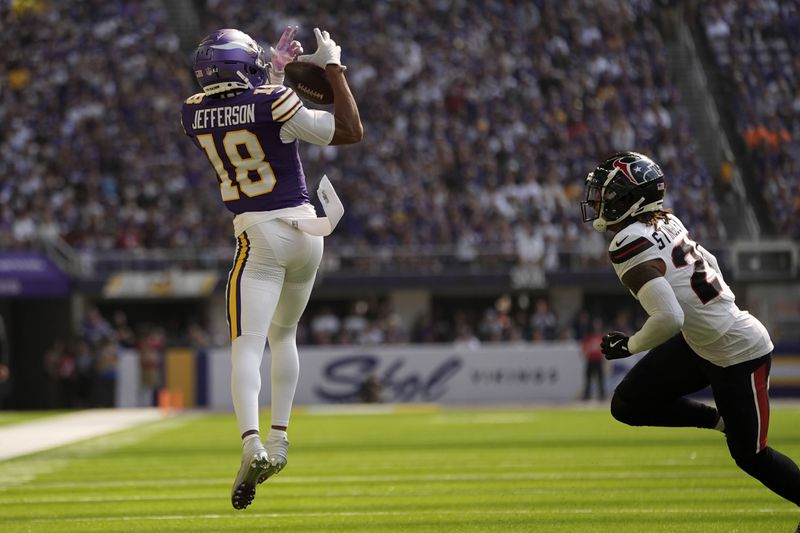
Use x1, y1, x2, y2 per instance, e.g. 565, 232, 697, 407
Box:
226, 217, 323, 436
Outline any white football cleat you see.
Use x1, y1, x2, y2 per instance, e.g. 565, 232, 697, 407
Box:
231, 448, 269, 510
259, 435, 289, 484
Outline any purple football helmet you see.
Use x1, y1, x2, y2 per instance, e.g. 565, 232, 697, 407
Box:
193, 29, 268, 95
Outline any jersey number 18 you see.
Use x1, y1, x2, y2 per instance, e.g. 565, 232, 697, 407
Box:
196, 130, 276, 201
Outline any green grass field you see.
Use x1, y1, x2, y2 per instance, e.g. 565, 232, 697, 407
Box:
1, 405, 799, 532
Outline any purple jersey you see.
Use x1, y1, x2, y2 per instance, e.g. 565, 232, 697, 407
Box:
181, 85, 309, 214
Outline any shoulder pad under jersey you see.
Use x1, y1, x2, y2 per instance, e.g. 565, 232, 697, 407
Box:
253, 84, 304, 123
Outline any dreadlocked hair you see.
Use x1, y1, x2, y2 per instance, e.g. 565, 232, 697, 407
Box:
635, 208, 673, 226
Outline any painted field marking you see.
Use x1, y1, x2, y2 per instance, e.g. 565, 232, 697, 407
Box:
0, 483, 772, 506
0, 468, 745, 492
8, 506, 795, 525
0, 413, 194, 489
0, 409, 166, 462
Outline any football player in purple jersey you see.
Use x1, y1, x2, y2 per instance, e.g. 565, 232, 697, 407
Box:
582, 152, 800, 512
182, 26, 362, 510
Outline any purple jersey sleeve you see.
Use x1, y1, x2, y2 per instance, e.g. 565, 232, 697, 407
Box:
181, 85, 309, 215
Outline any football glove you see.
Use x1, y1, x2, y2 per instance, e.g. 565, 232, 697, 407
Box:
270, 25, 303, 73
600, 331, 631, 360
297, 28, 342, 68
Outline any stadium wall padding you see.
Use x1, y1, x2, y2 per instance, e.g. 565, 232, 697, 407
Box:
114, 344, 800, 408
207, 343, 587, 407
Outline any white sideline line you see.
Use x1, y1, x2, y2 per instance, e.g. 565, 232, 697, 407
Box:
1, 469, 743, 491
0, 409, 166, 461
0, 485, 770, 505
10, 507, 793, 524
301, 405, 400, 415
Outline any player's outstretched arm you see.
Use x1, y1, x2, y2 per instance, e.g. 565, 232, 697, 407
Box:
270, 26, 303, 85
297, 28, 362, 145
327, 64, 363, 145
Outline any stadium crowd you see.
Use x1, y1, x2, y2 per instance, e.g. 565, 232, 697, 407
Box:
700, 0, 800, 238
43, 307, 143, 408
6, 0, 794, 384
42, 305, 216, 409
2, 0, 730, 268
299, 295, 641, 348
1, 0, 230, 253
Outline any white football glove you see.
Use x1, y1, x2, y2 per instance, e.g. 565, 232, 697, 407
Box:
270, 25, 303, 73
297, 28, 342, 68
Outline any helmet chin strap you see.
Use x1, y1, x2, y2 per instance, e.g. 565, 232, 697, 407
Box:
592, 218, 608, 232
203, 80, 248, 96
236, 70, 254, 89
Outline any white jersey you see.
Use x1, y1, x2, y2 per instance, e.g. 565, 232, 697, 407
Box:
609, 214, 772, 367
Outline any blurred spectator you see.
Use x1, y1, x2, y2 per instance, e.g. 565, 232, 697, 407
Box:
515, 221, 546, 265
453, 321, 481, 351
43, 339, 64, 408
382, 313, 408, 344
81, 306, 114, 347
478, 297, 514, 342
410, 312, 438, 343
55, 340, 79, 407
342, 301, 370, 342
74, 340, 95, 407
138, 326, 165, 406
0, 315, 10, 408
612, 307, 640, 338
112, 310, 137, 349
360, 322, 386, 346
529, 298, 558, 341
571, 309, 593, 340
187, 322, 210, 352
310, 307, 341, 345
358, 372, 383, 403
580, 318, 606, 401
94, 338, 118, 407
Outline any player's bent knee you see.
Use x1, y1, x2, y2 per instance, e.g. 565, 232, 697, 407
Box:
610, 393, 644, 426
268, 322, 297, 343
733, 448, 769, 474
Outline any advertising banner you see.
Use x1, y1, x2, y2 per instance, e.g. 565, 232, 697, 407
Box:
207, 343, 585, 408
0, 252, 70, 297
103, 271, 218, 298
114, 343, 800, 409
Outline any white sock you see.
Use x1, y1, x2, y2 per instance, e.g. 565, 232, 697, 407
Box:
268, 322, 300, 429
268, 428, 288, 442
231, 334, 267, 436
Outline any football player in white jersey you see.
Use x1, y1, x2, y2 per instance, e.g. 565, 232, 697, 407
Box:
581, 152, 800, 507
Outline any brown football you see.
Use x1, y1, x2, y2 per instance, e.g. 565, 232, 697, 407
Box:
284, 62, 334, 105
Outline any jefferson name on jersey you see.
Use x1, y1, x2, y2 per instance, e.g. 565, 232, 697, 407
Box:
181, 85, 308, 215
190, 104, 255, 130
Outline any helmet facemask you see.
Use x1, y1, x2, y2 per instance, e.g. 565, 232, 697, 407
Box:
580, 171, 604, 226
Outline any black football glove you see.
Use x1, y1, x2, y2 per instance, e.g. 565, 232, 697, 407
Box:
600, 331, 631, 360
